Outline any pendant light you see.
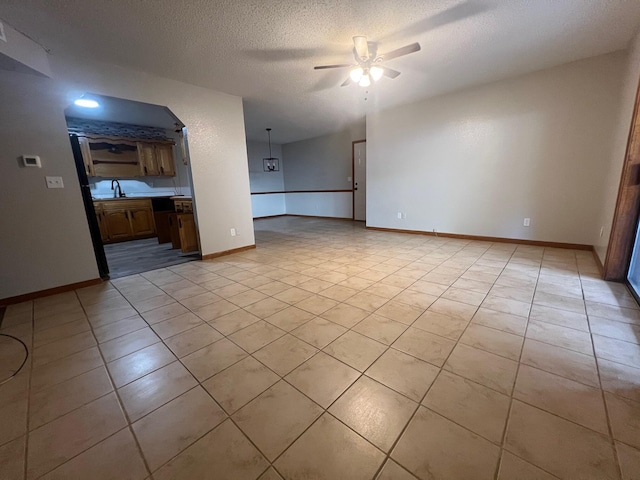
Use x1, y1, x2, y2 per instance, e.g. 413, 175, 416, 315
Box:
263, 128, 280, 172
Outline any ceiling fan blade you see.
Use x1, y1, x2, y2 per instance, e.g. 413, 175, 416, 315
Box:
383, 67, 401, 79
341, 77, 352, 87
314, 64, 352, 70
381, 43, 421, 61
353, 36, 369, 61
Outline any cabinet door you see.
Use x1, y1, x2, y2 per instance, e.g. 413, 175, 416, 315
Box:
97, 210, 110, 243
103, 209, 132, 241
155, 144, 175, 176
137, 143, 160, 176
130, 206, 156, 237
177, 213, 199, 253
79, 137, 95, 176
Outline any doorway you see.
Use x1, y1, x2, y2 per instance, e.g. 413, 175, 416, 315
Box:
67, 94, 201, 279
352, 140, 366, 221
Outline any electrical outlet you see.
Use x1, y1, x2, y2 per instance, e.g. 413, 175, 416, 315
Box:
45, 176, 64, 189
523, 218, 530, 227
402, 213, 407, 219
397, 212, 402, 219
230, 228, 236, 237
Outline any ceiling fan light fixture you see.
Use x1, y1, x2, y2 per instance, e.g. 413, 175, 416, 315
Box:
349, 66, 364, 83
359, 74, 371, 87
370, 65, 384, 82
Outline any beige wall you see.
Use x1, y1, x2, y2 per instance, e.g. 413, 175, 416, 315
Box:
367, 52, 626, 246
0, 53, 254, 299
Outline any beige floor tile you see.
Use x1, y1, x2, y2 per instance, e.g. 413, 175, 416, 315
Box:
451, 278, 493, 295
274, 286, 314, 304
353, 313, 408, 345
265, 306, 315, 331
441, 287, 486, 307
228, 320, 285, 353
320, 303, 369, 328
33, 319, 90, 348
259, 467, 284, 480
39, 428, 147, 480
345, 291, 390, 312
527, 319, 593, 355
377, 460, 419, 480
460, 323, 523, 360
203, 357, 279, 414
227, 289, 269, 308
285, 352, 359, 407
0, 436, 25, 480
392, 327, 456, 367
31, 347, 104, 392
232, 381, 323, 461
393, 290, 439, 310
530, 304, 589, 331
299, 278, 335, 293
374, 300, 425, 325
99, 327, 160, 363
163, 323, 223, 358
482, 294, 531, 318
179, 291, 220, 310
29, 366, 113, 430
244, 297, 289, 318
505, 400, 618, 480
428, 297, 478, 321
153, 419, 268, 480
392, 407, 500, 480
489, 284, 535, 303
150, 312, 203, 339
497, 451, 557, 480
290, 317, 347, 348
208, 309, 261, 336
33, 331, 97, 367
471, 308, 528, 336
26, 393, 127, 480
593, 334, 640, 368
423, 370, 510, 443
598, 358, 640, 403
338, 276, 376, 291
586, 301, 640, 325
533, 291, 585, 314
590, 316, 640, 344
132, 293, 176, 313
0, 397, 27, 446
118, 362, 197, 421
413, 310, 469, 340
605, 392, 640, 449
255, 280, 291, 296
133, 386, 226, 471
330, 376, 416, 451
319, 285, 358, 302
181, 338, 247, 381
616, 441, 640, 480
108, 342, 176, 388
514, 365, 608, 434
364, 282, 404, 299
253, 334, 318, 376
294, 294, 339, 315
88, 305, 140, 329
323, 331, 387, 371
520, 338, 599, 387
93, 315, 147, 344
366, 348, 440, 402
192, 299, 239, 321
408, 280, 449, 296
141, 302, 189, 325
444, 344, 517, 395
274, 413, 385, 480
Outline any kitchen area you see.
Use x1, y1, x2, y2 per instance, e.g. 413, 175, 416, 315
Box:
66, 95, 201, 278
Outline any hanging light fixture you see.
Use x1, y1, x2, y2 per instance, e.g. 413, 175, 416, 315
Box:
370, 65, 384, 82
263, 128, 279, 172
349, 66, 364, 83
359, 72, 371, 87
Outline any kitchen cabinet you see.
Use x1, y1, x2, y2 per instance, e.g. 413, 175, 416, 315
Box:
177, 214, 198, 253
137, 142, 176, 177
79, 137, 95, 177
93, 199, 156, 243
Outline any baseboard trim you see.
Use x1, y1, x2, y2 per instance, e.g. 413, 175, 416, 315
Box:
202, 244, 257, 260
253, 214, 288, 220
366, 226, 593, 251
283, 214, 354, 221
592, 250, 605, 276
0, 278, 104, 307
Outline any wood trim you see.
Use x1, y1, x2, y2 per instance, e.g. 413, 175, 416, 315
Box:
604, 73, 640, 281
366, 226, 593, 250
352, 139, 366, 220
281, 214, 354, 221
201, 244, 256, 260
251, 190, 352, 195
0, 278, 103, 307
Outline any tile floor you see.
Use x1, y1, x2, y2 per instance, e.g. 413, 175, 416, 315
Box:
1, 216, 640, 479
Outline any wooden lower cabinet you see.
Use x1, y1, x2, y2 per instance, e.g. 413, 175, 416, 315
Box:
94, 199, 156, 243
177, 213, 198, 253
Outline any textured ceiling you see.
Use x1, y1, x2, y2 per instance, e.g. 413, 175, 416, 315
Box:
2, 0, 640, 144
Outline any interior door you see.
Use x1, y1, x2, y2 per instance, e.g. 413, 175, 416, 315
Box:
353, 140, 366, 221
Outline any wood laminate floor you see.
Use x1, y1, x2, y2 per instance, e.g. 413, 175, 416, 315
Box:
104, 237, 199, 279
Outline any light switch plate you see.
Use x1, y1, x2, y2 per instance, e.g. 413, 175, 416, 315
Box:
45, 176, 64, 189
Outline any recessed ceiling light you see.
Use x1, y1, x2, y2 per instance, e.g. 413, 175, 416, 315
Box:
74, 98, 99, 108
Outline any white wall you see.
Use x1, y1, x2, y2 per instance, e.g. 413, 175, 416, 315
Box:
0, 52, 254, 299
247, 140, 285, 217
594, 32, 640, 262
281, 122, 364, 218
367, 52, 626, 246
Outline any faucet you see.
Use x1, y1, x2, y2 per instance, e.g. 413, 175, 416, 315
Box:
111, 179, 126, 198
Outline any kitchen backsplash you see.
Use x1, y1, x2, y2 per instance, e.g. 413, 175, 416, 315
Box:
66, 117, 172, 140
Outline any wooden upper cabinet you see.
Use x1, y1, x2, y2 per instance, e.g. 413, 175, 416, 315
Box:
155, 144, 176, 176
78, 137, 95, 176
137, 142, 175, 177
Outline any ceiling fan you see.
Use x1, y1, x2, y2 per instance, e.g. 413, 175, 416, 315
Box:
314, 36, 421, 88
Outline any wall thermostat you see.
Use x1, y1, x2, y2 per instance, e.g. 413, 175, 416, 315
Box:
22, 155, 41, 168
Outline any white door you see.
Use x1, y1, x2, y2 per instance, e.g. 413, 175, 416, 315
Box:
353, 141, 366, 221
